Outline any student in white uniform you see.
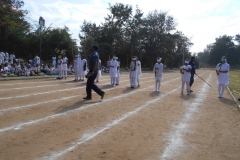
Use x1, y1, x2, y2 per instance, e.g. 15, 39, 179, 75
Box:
62, 54, 68, 79
116, 58, 120, 85
96, 59, 101, 82
57, 55, 63, 79
216, 56, 230, 98
9, 53, 15, 65
136, 57, 142, 87
180, 60, 192, 95
130, 56, 137, 88
79, 56, 87, 81
34, 55, 40, 73
52, 56, 56, 68
153, 57, 163, 92
73, 54, 80, 81
110, 56, 118, 86
0, 52, 4, 65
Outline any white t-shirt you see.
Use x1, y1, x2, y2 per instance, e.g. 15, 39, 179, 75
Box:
136, 60, 141, 75
153, 63, 163, 80
216, 63, 230, 85
35, 56, 40, 64
181, 65, 192, 82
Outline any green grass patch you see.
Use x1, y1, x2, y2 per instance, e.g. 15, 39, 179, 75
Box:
229, 71, 240, 100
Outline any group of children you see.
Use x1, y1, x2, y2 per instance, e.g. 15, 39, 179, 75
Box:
0, 52, 45, 77
72, 54, 87, 81
109, 56, 121, 86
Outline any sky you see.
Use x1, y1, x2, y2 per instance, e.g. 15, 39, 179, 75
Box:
23, 0, 240, 53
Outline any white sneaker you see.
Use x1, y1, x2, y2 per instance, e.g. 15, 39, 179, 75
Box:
154, 89, 157, 92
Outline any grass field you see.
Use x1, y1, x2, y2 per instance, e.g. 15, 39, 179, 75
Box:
228, 71, 240, 101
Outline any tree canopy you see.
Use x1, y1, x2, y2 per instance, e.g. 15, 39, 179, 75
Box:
79, 3, 193, 68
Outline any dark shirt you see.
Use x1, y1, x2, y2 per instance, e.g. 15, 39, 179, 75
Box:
88, 51, 99, 73
189, 61, 195, 74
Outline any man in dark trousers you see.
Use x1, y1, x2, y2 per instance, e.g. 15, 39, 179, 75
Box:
83, 45, 105, 100
189, 56, 196, 92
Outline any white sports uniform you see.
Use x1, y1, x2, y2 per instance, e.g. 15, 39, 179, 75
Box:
79, 59, 86, 80
110, 59, 118, 86
153, 62, 163, 91
10, 54, 15, 64
116, 61, 120, 85
52, 57, 56, 68
136, 60, 142, 87
74, 57, 80, 81
62, 57, 68, 78
57, 59, 63, 78
130, 60, 137, 88
181, 64, 192, 94
96, 59, 101, 82
0, 52, 4, 65
35, 56, 40, 72
216, 62, 230, 97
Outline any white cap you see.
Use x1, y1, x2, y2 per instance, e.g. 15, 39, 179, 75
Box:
113, 56, 117, 60
157, 57, 162, 62
132, 56, 137, 60
185, 60, 189, 64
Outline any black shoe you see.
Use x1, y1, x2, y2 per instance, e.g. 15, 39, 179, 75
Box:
83, 97, 91, 100
116, 84, 119, 85
96, 81, 99, 83
190, 90, 193, 93
238, 98, 240, 101
101, 92, 105, 99
65, 77, 66, 79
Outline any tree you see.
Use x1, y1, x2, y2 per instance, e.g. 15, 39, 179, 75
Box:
208, 35, 235, 65
0, 0, 31, 55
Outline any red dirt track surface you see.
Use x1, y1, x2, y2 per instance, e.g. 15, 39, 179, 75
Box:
0, 70, 239, 160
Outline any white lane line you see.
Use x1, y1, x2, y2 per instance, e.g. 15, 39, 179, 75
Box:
0, 75, 130, 91
0, 77, 180, 133
0, 78, 157, 113
0, 73, 130, 86
44, 88, 181, 160
0, 74, 175, 100
161, 73, 212, 160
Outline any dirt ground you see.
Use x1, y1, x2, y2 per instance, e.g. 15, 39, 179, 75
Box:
0, 70, 239, 160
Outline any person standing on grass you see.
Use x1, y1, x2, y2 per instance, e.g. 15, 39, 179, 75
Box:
188, 56, 196, 92
153, 57, 163, 92
216, 56, 230, 98
180, 59, 192, 95
83, 45, 105, 100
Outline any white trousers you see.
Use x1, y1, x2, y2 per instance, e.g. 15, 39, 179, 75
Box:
130, 77, 136, 87
136, 75, 140, 86
80, 76, 85, 80
62, 70, 68, 78
218, 84, 226, 97
74, 71, 79, 80
116, 76, 120, 84
155, 80, 161, 91
111, 77, 116, 85
182, 81, 190, 93
58, 69, 63, 78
